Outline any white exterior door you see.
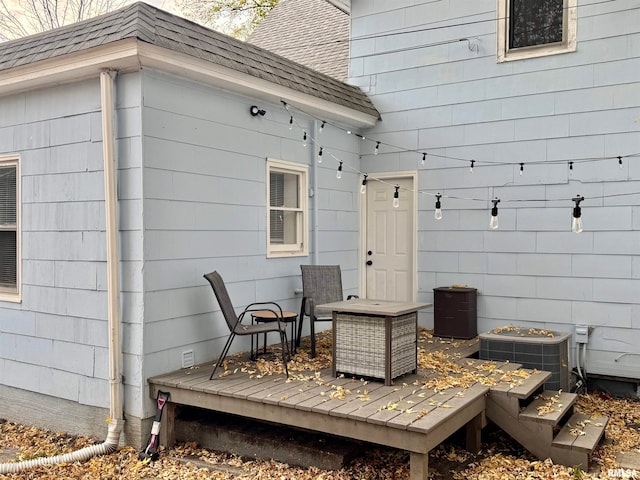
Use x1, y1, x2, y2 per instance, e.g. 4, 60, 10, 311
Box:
363, 175, 416, 301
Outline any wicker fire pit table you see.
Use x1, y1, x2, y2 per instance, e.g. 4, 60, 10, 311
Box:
319, 298, 431, 385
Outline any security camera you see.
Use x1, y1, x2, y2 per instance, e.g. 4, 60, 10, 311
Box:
250, 105, 266, 116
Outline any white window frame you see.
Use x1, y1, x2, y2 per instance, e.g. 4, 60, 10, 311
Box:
497, 0, 577, 62
266, 158, 309, 258
0, 155, 21, 303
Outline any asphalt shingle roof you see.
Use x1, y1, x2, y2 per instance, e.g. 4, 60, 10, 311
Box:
248, 0, 350, 82
0, 1, 378, 119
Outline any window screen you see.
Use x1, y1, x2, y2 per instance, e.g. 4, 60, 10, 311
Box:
510, 0, 564, 49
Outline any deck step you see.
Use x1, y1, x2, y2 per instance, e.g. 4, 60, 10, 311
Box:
552, 413, 608, 454
489, 368, 551, 399
518, 390, 576, 425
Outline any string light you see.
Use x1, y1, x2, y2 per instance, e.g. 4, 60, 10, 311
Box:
277, 104, 640, 215
434, 193, 442, 220
572, 195, 584, 234
489, 198, 500, 230
282, 101, 638, 171
393, 185, 400, 208
319, 121, 326, 133
360, 174, 368, 194
302, 131, 307, 147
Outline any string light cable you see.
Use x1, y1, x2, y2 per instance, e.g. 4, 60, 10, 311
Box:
282, 101, 639, 171
278, 102, 640, 211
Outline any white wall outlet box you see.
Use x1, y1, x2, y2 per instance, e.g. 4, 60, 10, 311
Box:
575, 325, 590, 344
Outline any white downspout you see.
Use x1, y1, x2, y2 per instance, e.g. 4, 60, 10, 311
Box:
312, 119, 319, 265
100, 69, 125, 432
0, 70, 124, 473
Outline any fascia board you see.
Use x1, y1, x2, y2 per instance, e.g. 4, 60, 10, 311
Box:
137, 43, 377, 129
0, 38, 377, 128
0, 38, 141, 97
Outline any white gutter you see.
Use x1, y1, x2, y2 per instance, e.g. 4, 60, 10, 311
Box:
0, 70, 124, 474
0, 40, 378, 129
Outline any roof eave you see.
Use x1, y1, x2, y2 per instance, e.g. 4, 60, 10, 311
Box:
137, 42, 377, 128
0, 39, 377, 129
0, 38, 141, 97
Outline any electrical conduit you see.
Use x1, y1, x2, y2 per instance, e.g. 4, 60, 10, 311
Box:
0, 70, 124, 474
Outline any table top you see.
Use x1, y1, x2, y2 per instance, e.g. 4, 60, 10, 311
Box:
251, 310, 297, 320
318, 298, 432, 316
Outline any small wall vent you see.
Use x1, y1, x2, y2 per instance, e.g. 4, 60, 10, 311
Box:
181, 349, 195, 369
479, 328, 570, 391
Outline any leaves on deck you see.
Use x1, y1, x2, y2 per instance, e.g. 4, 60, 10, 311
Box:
1, 330, 638, 479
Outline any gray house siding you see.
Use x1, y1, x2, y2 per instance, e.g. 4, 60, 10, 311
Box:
0, 69, 365, 436
0, 62, 364, 441
352, 0, 640, 379
0, 74, 145, 439
137, 69, 362, 418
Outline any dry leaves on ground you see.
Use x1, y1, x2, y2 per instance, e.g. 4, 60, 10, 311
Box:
2, 329, 639, 479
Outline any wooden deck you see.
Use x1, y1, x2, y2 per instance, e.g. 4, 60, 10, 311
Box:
149, 335, 490, 480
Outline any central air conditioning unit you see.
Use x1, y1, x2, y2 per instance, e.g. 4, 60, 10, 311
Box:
479, 327, 570, 392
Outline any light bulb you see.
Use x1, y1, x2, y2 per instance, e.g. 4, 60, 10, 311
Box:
572, 195, 584, 234
319, 121, 325, 133
470, 160, 475, 173
434, 194, 442, 220
572, 216, 583, 234
393, 185, 400, 208
519, 163, 524, 176
318, 147, 323, 163
618, 156, 623, 169
336, 162, 343, 179
302, 131, 307, 147
360, 174, 368, 194
289, 116, 293, 130
374, 142, 380, 155
422, 153, 426, 166
569, 162, 574, 175
489, 198, 500, 230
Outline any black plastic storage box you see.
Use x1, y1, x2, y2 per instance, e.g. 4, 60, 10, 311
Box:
433, 287, 477, 339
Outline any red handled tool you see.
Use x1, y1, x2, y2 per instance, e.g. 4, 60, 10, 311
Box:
139, 390, 170, 461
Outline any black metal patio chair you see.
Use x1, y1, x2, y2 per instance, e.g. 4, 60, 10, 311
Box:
297, 265, 357, 358
204, 271, 289, 379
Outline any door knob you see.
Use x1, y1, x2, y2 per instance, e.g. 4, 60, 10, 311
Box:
367, 250, 373, 256
366, 260, 373, 266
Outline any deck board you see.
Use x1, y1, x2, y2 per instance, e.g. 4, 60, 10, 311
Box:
148, 333, 492, 479
293, 377, 357, 412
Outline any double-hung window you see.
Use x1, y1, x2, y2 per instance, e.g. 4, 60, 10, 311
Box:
0, 156, 20, 301
266, 158, 308, 258
498, 0, 577, 62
